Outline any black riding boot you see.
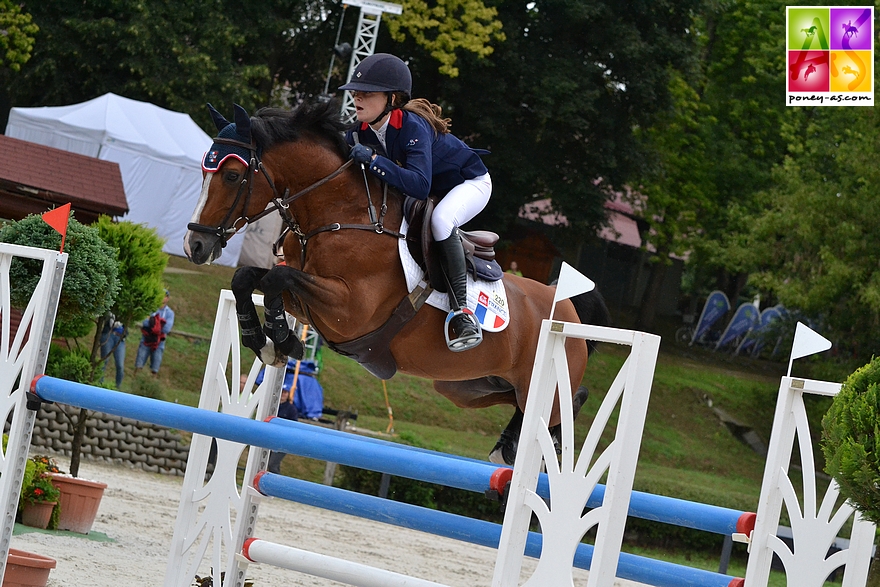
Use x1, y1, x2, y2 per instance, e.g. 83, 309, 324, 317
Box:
437, 231, 482, 352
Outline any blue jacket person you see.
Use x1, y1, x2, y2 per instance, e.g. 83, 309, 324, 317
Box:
339, 53, 492, 352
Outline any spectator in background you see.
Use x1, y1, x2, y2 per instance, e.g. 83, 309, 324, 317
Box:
100, 312, 127, 389
134, 289, 175, 376
506, 261, 523, 277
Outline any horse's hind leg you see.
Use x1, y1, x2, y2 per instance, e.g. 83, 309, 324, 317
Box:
549, 385, 590, 453
431, 377, 525, 465
489, 385, 590, 466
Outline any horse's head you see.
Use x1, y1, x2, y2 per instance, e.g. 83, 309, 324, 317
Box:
185, 100, 352, 265
185, 103, 265, 265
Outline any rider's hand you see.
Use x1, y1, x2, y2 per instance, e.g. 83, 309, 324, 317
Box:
350, 144, 374, 164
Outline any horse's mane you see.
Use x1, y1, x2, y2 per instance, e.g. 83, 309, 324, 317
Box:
251, 99, 350, 159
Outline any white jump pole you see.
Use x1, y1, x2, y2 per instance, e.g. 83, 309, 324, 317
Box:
241, 538, 450, 587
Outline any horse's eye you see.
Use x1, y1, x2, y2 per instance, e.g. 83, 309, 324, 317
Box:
224, 171, 241, 183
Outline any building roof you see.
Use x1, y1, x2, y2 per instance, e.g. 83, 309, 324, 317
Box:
0, 134, 128, 221
519, 195, 645, 249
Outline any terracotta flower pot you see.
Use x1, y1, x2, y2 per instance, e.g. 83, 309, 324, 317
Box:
48, 474, 107, 534
19, 502, 56, 530
2, 548, 56, 587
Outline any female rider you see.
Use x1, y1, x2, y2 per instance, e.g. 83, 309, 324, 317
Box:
339, 53, 492, 352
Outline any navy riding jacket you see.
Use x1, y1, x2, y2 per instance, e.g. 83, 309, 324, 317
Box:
345, 109, 488, 200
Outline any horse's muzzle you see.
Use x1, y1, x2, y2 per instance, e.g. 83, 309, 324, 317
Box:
185, 231, 223, 265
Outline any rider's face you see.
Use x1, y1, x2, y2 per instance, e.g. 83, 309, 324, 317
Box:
351, 91, 388, 126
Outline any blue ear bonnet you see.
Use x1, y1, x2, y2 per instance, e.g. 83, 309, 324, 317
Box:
202, 103, 258, 172
202, 124, 253, 172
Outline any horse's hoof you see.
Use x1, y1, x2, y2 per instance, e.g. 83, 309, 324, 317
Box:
549, 424, 563, 456
258, 340, 288, 368
573, 385, 589, 417
489, 428, 519, 466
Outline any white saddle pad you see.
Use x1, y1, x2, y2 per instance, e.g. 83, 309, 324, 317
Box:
398, 218, 510, 333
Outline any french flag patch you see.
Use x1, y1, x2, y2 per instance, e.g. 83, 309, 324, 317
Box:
474, 291, 507, 330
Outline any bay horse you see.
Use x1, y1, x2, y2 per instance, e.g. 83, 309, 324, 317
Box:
184, 99, 610, 465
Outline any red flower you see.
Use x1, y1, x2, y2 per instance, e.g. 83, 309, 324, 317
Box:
33, 489, 43, 496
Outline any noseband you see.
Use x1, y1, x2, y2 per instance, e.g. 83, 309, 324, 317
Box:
187, 134, 405, 265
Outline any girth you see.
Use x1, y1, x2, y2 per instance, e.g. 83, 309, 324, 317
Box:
311, 283, 432, 380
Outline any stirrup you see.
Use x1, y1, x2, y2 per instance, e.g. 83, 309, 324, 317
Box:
444, 309, 482, 352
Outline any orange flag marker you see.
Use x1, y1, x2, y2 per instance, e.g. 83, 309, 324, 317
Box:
41, 203, 72, 252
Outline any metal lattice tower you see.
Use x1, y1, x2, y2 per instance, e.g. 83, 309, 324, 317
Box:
339, 0, 403, 124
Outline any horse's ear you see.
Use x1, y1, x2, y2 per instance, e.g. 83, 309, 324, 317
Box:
233, 103, 252, 144
207, 103, 231, 133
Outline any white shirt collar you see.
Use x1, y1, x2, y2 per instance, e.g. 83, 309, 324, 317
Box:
370, 117, 390, 152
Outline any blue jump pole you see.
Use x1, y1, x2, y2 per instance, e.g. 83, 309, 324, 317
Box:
32, 376, 754, 537
32, 375, 503, 494
266, 417, 754, 538
255, 473, 741, 587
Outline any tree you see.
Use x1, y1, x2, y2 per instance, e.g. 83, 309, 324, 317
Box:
385, 0, 504, 77
628, 0, 795, 327
1, 0, 505, 131
727, 103, 880, 356
0, 214, 118, 477
0, 0, 38, 72
632, 71, 716, 330
422, 0, 703, 238
2, 0, 268, 125
91, 215, 167, 367
683, 0, 790, 304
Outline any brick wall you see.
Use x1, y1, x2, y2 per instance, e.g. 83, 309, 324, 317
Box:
30, 403, 191, 476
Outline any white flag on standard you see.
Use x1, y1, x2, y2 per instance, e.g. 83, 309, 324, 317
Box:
550, 262, 595, 320
787, 321, 832, 376
554, 262, 595, 303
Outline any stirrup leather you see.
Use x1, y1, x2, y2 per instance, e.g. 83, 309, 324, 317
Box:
444, 308, 483, 352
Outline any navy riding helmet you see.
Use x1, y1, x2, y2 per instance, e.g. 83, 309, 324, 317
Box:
338, 53, 412, 98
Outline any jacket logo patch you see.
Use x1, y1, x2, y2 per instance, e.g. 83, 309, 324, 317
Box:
407, 138, 419, 146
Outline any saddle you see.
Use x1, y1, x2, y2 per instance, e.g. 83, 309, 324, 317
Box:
404, 196, 504, 290
323, 196, 504, 381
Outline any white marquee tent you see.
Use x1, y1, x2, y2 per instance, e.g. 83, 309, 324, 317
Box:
5, 93, 281, 268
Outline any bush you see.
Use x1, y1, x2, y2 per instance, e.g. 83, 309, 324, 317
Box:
822, 356, 880, 524
46, 344, 93, 384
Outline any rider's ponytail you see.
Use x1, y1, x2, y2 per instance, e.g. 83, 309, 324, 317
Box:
399, 96, 451, 135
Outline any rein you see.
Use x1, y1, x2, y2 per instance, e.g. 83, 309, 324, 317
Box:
188, 135, 406, 265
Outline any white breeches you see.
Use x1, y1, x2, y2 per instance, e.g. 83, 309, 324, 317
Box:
431, 173, 492, 240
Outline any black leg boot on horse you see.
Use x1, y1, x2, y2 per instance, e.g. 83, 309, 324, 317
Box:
437, 231, 482, 352
489, 385, 590, 466
231, 266, 303, 367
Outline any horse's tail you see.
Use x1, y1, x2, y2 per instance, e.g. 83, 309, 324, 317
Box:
570, 288, 612, 357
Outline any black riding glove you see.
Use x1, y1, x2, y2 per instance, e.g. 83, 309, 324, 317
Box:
350, 144, 374, 165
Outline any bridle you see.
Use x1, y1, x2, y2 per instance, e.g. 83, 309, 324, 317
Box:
187, 134, 406, 265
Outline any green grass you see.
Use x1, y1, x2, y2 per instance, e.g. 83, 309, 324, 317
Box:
96, 253, 849, 581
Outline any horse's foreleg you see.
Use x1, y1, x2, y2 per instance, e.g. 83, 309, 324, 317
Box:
260, 267, 304, 361
231, 266, 269, 356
